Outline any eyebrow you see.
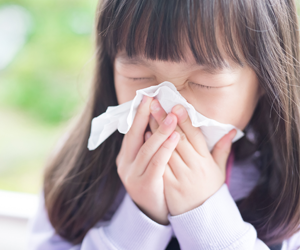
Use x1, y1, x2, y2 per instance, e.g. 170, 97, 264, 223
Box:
117, 53, 237, 74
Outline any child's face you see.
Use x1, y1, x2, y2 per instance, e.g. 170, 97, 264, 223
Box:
113, 49, 262, 131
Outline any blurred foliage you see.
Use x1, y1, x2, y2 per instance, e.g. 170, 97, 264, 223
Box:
0, 0, 96, 124
0, 0, 97, 193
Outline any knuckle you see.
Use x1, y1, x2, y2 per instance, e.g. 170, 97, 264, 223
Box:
179, 131, 186, 141
140, 145, 151, 157
161, 141, 172, 150
116, 162, 124, 175
136, 109, 146, 118
137, 103, 149, 116
173, 182, 183, 193
182, 116, 189, 124
117, 167, 124, 179
117, 167, 122, 176
178, 113, 189, 125
214, 143, 222, 151
122, 174, 133, 187
141, 177, 152, 187
151, 158, 161, 168
157, 126, 169, 137
116, 153, 122, 166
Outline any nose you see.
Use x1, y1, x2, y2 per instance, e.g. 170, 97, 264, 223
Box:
155, 77, 187, 91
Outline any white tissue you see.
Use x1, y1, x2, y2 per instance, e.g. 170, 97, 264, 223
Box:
87, 81, 244, 151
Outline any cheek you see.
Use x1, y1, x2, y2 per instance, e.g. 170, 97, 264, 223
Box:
212, 86, 259, 130
181, 82, 260, 130
114, 74, 143, 104
113, 60, 155, 104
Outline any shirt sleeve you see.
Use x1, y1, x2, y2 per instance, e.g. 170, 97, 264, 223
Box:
27, 191, 173, 250
281, 229, 300, 250
167, 183, 270, 250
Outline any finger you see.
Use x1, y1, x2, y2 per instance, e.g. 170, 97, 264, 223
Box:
211, 129, 237, 173
168, 149, 188, 181
123, 95, 153, 162
150, 99, 200, 168
172, 104, 210, 156
163, 163, 178, 186
150, 99, 169, 123
145, 131, 152, 142
149, 114, 159, 133
144, 131, 180, 179
134, 113, 178, 176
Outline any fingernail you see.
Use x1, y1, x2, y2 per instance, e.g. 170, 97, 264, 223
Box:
142, 95, 148, 104
151, 100, 160, 112
170, 132, 178, 141
164, 114, 173, 125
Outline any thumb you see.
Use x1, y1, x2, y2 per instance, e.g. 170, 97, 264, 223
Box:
211, 129, 237, 172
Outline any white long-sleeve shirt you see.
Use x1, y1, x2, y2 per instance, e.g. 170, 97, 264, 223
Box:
26, 151, 300, 250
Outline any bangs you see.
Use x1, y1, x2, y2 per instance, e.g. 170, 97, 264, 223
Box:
101, 0, 250, 68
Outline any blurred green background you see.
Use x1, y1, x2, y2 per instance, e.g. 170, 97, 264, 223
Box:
1, 1, 300, 194
0, 0, 97, 193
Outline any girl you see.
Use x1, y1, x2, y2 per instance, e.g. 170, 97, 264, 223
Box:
27, 0, 300, 249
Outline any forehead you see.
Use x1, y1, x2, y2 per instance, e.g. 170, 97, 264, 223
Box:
115, 51, 239, 74
103, 0, 254, 75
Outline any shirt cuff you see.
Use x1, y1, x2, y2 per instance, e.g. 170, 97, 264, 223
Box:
168, 183, 259, 250
104, 192, 173, 250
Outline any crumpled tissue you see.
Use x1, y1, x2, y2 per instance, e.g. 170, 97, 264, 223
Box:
87, 81, 244, 151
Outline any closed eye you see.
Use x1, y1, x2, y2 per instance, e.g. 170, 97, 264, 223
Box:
128, 78, 224, 89
128, 77, 151, 81
188, 81, 216, 89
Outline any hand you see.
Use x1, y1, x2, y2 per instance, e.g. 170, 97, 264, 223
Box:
149, 99, 237, 216
116, 95, 180, 225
